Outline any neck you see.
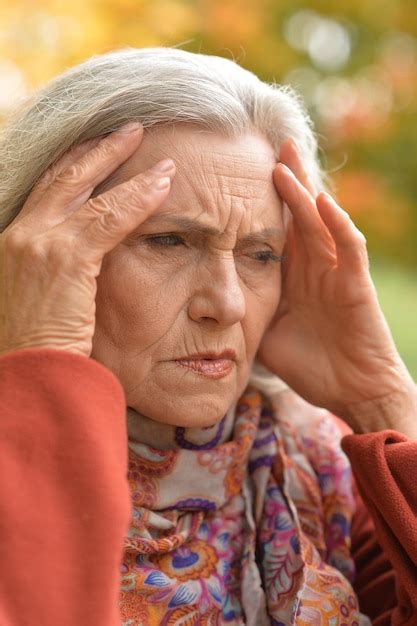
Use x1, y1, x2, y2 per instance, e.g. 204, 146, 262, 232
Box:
126, 401, 238, 450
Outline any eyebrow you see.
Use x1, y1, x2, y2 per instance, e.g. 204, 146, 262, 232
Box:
143, 215, 285, 244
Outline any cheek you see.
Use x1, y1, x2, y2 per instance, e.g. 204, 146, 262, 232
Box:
244, 272, 282, 351
94, 252, 187, 346
268, 274, 282, 320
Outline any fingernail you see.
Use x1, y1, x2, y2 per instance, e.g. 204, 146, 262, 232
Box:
154, 176, 171, 190
116, 122, 143, 133
150, 158, 175, 173
277, 163, 293, 176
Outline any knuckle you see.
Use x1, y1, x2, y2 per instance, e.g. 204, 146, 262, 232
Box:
87, 196, 124, 231
2, 228, 29, 254
21, 237, 48, 263
115, 176, 155, 207
27, 236, 74, 267
95, 208, 134, 238
54, 163, 84, 188
127, 177, 159, 209
87, 194, 117, 218
2, 229, 73, 267
97, 210, 122, 232
85, 173, 160, 240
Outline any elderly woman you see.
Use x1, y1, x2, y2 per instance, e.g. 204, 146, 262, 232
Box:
0, 47, 416, 626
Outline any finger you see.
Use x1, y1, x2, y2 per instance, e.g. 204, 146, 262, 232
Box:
18, 123, 144, 230
19, 136, 105, 217
279, 138, 317, 197
316, 192, 369, 271
280, 213, 296, 277
65, 160, 176, 264
278, 230, 296, 309
273, 163, 335, 257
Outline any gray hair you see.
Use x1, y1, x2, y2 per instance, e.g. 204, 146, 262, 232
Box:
0, 46, 329, 396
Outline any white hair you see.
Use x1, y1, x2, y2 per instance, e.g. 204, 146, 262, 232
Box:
0, 46, 329, 396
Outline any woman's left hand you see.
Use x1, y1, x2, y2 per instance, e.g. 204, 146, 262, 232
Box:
257, 138, 416, 433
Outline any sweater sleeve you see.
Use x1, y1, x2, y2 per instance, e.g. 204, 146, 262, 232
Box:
0, 348, 131, 626
341, 429, 417, 626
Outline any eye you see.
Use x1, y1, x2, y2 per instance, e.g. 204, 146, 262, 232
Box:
251, 251, 286, 264
145, 234, 185, 246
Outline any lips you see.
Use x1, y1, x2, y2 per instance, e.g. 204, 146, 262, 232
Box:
175, 350, 237, 361
173, 351, 236, 379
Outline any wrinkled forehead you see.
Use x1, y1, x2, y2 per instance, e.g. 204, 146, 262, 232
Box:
100, 124, 277, 197
96, 124, 286, 230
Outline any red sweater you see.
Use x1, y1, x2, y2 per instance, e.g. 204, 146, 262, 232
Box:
0, 348, 416, 625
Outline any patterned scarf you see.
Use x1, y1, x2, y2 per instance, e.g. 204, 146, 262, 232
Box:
119, 385, 370, 625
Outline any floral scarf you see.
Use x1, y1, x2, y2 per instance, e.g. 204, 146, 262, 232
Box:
119, 385, 370, 625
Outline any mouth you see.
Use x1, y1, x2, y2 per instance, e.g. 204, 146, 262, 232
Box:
173, 350, 236, 379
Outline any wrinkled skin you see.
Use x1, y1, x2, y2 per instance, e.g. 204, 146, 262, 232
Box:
2, 119, 414, 437
91, 126, 287, 428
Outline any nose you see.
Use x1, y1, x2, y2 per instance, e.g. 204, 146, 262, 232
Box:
187, 255, 246, 327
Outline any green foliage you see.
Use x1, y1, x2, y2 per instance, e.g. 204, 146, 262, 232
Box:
371, 261, 417, 379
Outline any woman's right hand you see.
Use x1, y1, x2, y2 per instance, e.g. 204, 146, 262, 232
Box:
0, 123, 175, 358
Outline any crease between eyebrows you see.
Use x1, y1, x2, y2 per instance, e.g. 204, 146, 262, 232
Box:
143, 215, 285, 244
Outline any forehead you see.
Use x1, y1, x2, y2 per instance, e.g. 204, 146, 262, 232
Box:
99, 124, 284, 231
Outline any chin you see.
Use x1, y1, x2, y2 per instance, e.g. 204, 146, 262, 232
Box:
126, 365, 251, 428
155, 399, 231, 428
130, 387, 234, 429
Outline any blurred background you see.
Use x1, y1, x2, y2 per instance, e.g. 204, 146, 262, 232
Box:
0, 0, 416, 376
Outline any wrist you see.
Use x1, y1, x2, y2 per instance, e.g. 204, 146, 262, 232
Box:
344, 379, 417, 439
